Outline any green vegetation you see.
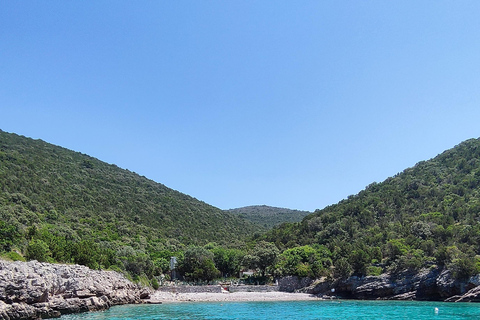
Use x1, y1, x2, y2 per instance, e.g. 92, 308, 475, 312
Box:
242, 241, 279, 277
2, 129, 480, 285
0, 130, 260, 284
178, 246, 220, 282
226, 205, 311, 229
262, 138, 480, 280
274, 245, 332, 278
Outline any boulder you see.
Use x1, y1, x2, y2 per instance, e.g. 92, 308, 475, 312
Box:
278, 276, 314, 293
445, 285, 480, 302
0, 260, 151, 319
353, 274, 395, 299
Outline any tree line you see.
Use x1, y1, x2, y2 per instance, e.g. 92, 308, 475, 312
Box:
2, 131, 480, 285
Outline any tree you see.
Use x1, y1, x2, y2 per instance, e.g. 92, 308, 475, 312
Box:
25, 239, 51, 262
275, 245, 330, 278
153, 257, 170, 275
178, 246, 220, 283
348, 249, 370, 276
71, 239, 101, 270
212, 247, 244, 278
243, 241, 279, 277
0, 220, 20, 252
334, 258, 352, 279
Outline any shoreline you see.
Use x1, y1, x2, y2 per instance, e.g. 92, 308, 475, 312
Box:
147, 291, 322, 303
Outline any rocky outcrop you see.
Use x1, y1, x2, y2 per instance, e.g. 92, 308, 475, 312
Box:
296, 268, 480, 302
445, 286, 480, 302
278, 276, 313, 293
444, 275, 480, 302
0, 260, 151, 319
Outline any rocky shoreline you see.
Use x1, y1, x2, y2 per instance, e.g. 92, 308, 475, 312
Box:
2, 260, 480, 320
287, 268, 480, 302
0, 260, 151, 320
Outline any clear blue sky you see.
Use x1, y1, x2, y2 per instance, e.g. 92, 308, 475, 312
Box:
1, 1, 480, 211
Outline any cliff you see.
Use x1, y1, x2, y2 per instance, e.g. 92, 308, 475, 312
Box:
0, 260, 150, 320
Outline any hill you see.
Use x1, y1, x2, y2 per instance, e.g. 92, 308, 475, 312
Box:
225, 205, 311, 229
0, 130, 261, 275
3, 129, 480, 289
263, 138, 480, 279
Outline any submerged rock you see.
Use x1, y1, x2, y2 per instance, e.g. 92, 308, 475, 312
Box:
0, 260, 150, 319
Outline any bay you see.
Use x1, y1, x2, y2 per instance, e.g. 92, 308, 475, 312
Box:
61, 300, 480, 320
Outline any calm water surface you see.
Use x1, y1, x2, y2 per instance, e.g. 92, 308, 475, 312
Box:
61, 300, 480, 320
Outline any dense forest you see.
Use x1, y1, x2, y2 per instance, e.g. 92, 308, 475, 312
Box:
0, 130, 261, 285
263, 138, 480, 280
1, 129, 480, 287
225, 205, 311, 229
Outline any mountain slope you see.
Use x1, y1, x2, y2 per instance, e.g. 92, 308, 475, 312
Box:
0, 130, 260, 248
263, 138, 480, 278
225, 205, 311, 229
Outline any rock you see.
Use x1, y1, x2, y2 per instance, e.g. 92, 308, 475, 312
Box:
75, 290, 95, 298
278, 276, 314, 293
139, 289, 151, 300
353, 274, 395, 299
291, 267, 479, 302
445, 285, 480, 302
389, 291, 416, 300
0, 301, 40, 320
296, 277, 333, 295
0, 260, 151, 319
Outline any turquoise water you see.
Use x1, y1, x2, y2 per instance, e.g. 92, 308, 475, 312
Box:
61, 300, 480, 320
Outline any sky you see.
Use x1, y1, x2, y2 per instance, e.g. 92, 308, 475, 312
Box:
1, 1, 480, 212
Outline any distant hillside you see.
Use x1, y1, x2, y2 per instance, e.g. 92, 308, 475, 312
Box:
263, 138, 480, 279
226, 205, 311, 229
0, 130, 260, 255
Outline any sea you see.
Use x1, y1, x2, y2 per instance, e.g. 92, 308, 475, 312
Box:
61, 300, 480, 320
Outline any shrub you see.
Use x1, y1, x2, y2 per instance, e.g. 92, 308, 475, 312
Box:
3, 251, 25, 262
25, 239, 51, 262
334, 258, 352, 279
450, 257, 478, 280
366, 266, 383, 276
151, 277, 160, 290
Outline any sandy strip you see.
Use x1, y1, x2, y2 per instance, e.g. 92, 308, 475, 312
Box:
148, 291, 321, 303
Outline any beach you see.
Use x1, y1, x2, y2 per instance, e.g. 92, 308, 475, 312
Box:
148, 291, 321, 303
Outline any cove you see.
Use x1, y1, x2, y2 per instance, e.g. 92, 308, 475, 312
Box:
61, 300, 480, 320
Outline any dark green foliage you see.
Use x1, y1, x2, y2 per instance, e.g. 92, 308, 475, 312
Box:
0, 130, 260, 249
226, 205, 311, 229
178, 246, 221, 283
211, 246, 245, 278
0, 220, 19, 251
243, 241, 279, 277
25, 239, 51, 262
0, 130, 262, 282
349, 248, 370, 276
274, 245, 331, 278
122, 251, 155, 278
263, 138, 480, 279
334, 258, 352, 279
151, 277, 160, 290
153, 257, 170, 274
4, 129, 480, 283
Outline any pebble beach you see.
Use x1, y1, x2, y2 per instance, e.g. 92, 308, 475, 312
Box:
148, 291, 320, 303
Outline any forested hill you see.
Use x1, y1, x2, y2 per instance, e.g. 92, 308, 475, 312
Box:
225, 205, 311, 229
0, 130, 260, 247
263, 138, 480, 278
